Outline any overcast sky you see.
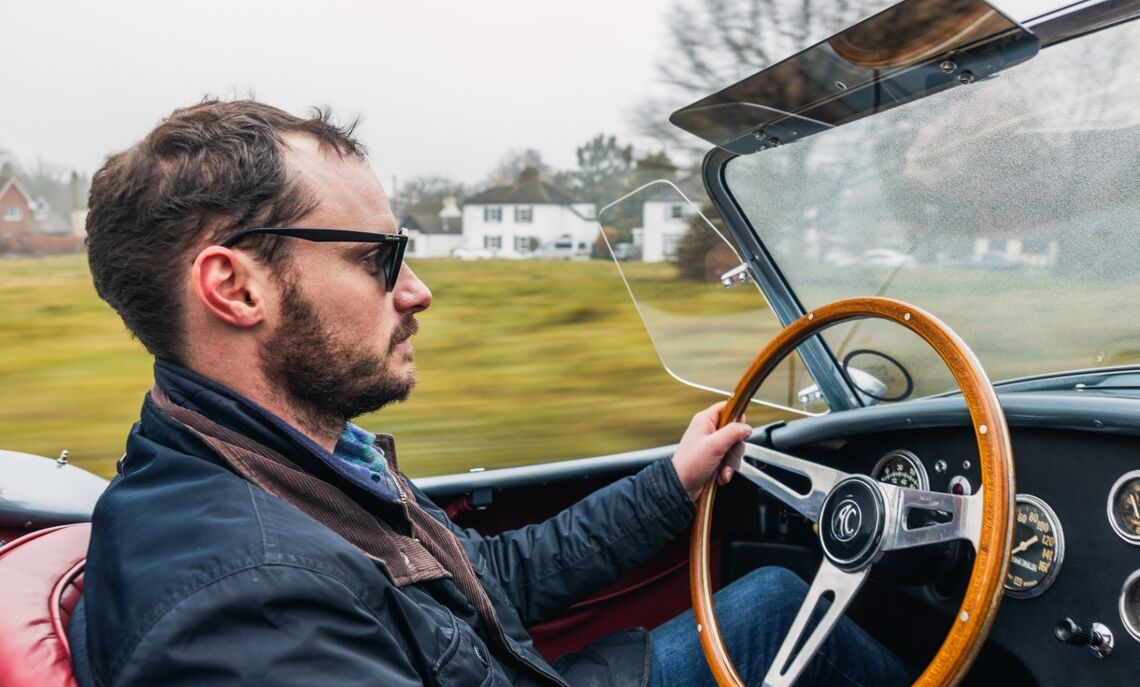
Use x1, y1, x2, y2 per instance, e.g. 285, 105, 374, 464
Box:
1, 0, 1046, 188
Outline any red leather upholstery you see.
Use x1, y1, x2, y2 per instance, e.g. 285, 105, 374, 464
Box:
0, 524, 90, 687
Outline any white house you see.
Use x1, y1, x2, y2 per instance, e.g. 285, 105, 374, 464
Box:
640, 182, 696, 263
400, 196, 464, 259
460, 167, 596, 258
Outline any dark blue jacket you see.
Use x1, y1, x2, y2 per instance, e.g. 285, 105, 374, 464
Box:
69, 361, 695, 686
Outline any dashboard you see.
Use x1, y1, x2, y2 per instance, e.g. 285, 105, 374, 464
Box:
763, 390, 1140, 685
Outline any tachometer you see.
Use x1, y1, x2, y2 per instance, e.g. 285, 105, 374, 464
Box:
1005, 494, 1064, 599
872, 450, 929, 490
1107, 470, 1140, 546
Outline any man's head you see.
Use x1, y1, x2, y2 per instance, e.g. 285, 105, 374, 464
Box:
86, 99, 432, 441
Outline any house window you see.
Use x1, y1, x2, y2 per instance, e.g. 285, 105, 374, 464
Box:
514, 236, 532, 252
3, 206, 21, 222
484, 206, 502, 223
668, 204, 686, 220
484, 235, 502, 250
514, 206, 533, 223
407, 238, 417, 254
663, 234, 682, 258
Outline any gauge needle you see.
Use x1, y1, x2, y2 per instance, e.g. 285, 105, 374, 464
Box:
1129, 493, 1140, 519
1011, 535, 1039, 555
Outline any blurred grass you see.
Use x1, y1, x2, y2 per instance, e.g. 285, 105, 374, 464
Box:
0, 255, 793, 479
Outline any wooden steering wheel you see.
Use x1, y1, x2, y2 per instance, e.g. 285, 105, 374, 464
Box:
690, 297, 1014, 687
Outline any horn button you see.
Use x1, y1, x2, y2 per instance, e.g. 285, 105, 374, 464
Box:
819, 476, 886, 570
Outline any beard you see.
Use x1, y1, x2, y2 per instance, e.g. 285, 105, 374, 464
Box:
259, 280, 418, 439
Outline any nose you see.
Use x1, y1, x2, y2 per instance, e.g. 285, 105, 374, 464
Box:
393, 263, 432, 314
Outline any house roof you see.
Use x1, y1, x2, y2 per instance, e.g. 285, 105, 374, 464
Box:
0, 175, 35, 207
400, 198, 463, 235
466, 167, 579, 206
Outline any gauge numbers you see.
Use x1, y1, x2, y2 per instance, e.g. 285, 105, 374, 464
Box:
1005, 494, 1064, 599
1122, 570, 1140, 643
1107, 470, 1140, 546
872, 450, 929, 491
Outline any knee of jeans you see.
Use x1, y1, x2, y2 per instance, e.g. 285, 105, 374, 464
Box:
727, 567, 808, 610
739, 566, 807, 593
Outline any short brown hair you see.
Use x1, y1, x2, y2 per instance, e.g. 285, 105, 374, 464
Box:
85, 99, 366, 363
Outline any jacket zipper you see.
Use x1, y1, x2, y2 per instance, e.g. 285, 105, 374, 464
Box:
394, 476, 418, 542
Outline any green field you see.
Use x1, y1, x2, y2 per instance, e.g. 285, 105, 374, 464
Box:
0, 255, 792, 479
7, 254, 1139, 480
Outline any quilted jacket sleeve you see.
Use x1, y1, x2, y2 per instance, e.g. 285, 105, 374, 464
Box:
416, 457, 695, 626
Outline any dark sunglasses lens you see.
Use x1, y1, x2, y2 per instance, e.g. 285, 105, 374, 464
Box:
376, 243, 403, 290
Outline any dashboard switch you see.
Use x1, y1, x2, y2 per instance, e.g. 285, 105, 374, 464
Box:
1054, 618, 1114, 658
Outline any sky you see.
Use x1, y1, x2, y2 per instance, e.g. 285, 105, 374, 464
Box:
0, 0, 1049, 189
0, 0, 676, 187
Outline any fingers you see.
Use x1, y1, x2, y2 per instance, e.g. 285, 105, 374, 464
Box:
706, 421, 752, 455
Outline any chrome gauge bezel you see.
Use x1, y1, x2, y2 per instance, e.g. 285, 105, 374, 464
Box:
1004, 494, 1065, 600
1121, 569, 1140, 643
1106, 470, 1140, 546
871, 449, 929, 491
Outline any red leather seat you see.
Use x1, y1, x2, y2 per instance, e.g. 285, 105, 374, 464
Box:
0, 524, 90, 687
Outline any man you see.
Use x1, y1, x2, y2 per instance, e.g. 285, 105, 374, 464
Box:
71, 100, 911, 686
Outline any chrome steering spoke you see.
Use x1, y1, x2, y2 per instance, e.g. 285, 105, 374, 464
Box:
879, 484, 983, 551
737, 444, 850, 523
762, 559, 869, 687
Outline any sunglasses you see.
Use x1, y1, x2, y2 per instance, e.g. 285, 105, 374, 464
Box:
221, 227, 409, 291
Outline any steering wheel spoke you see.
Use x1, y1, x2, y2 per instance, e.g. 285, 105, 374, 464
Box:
736, 443, 850, 522
879, 485, 984, 552
763, 559, 869, 687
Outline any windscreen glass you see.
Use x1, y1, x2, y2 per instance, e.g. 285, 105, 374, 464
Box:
724, 16, 1140, 400
600, 181, 818, 414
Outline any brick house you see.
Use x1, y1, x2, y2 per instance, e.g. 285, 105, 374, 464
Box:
0, 173, 84, 255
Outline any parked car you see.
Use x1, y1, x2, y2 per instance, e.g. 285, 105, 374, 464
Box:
3, 2, 1139, 687
534, 236, 590, 260
451, 246, 494, 260
612, 242, 641, 261
860, 248, 917, 268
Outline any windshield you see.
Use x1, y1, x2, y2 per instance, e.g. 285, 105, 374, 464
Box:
723, 15, 1140, 400
599, 181, 815, 414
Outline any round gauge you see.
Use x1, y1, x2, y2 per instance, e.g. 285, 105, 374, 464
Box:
1121, 570, 1140, 642
1004, 494, 1065, 599
1107, 470, 1140, 546
872, 450, 929, 490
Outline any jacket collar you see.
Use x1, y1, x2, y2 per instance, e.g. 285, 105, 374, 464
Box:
150, 358, 351, 486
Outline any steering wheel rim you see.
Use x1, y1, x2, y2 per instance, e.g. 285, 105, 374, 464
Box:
690, 297, 1014, 687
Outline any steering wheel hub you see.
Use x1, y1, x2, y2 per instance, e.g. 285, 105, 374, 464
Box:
819, 476, 886, 570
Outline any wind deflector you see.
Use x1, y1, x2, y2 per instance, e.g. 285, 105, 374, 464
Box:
670, 0, 1039, 154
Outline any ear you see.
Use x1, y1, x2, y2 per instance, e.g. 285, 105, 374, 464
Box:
191, 247, 267, 328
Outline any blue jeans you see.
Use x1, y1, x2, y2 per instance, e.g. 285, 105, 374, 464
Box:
648, 567, 914, 687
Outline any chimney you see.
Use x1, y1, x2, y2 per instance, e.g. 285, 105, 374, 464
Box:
439, 196, 461, 219
519, 166, 539, 183
439, 196, 461, 234
70, 171, 83, 212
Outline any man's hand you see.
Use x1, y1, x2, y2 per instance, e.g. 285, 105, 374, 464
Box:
671, 401, 752, 502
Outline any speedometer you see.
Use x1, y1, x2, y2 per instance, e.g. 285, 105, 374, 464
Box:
872, 450, 929, 490
1005, 494, 1065, 599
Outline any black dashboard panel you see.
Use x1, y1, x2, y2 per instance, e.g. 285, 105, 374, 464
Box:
766, 393, 1140, 685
